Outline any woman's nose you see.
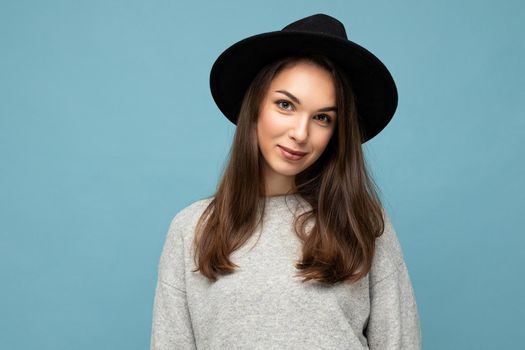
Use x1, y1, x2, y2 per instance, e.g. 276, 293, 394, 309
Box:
289, 114, 309, 142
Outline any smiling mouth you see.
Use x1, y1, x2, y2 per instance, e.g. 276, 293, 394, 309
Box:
278, 145, 307, 156
278, 145, 307, 161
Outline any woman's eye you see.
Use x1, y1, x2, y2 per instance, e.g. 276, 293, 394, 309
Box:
316, 114, 332, 123
276, 100, 293, 110
275, 100, 332, 124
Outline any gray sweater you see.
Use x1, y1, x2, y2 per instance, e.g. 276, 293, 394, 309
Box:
150, 194, 421, 349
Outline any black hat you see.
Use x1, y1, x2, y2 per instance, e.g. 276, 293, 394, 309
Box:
209, 13, 398, 143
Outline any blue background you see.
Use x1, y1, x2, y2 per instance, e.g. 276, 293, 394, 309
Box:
1, 1, 524, 349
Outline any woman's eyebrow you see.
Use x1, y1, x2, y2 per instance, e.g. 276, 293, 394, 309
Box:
275, 90, 337, 112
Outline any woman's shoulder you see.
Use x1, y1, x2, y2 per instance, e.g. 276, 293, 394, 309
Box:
173, 196, 214, 220
369, 207, 408, 285
167, 196, 215, 240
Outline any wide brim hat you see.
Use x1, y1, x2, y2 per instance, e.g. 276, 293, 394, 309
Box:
209, 13, 398, 143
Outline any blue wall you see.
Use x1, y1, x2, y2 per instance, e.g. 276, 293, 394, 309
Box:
1, 1, 523, 348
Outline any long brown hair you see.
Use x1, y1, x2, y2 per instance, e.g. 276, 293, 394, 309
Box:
192, 53, 385, 285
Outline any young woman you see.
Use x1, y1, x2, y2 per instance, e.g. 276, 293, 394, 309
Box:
151, 14, 421, 349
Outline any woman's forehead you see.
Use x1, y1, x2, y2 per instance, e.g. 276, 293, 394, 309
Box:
267, 62, 336, 103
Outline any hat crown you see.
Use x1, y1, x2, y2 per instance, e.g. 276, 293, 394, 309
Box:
282, 13, 348, 40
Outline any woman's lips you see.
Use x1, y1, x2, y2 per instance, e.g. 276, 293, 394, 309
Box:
279, 145, 307, 155
278, 145, 306, 160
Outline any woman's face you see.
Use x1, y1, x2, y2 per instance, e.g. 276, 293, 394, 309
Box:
257, 60, 337, 195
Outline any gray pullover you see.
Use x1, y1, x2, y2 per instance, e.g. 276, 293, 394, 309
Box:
150, 194, 421, 349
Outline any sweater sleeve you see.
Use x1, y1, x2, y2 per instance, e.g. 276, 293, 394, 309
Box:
365, 260, 422, 349
150, 214, 197, 350
364, 212, 422, 349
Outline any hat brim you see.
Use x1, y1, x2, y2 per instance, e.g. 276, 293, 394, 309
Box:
209, 30, 398, 143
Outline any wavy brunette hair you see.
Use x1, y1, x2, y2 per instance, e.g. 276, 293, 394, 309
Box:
192, 53, 385, 285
